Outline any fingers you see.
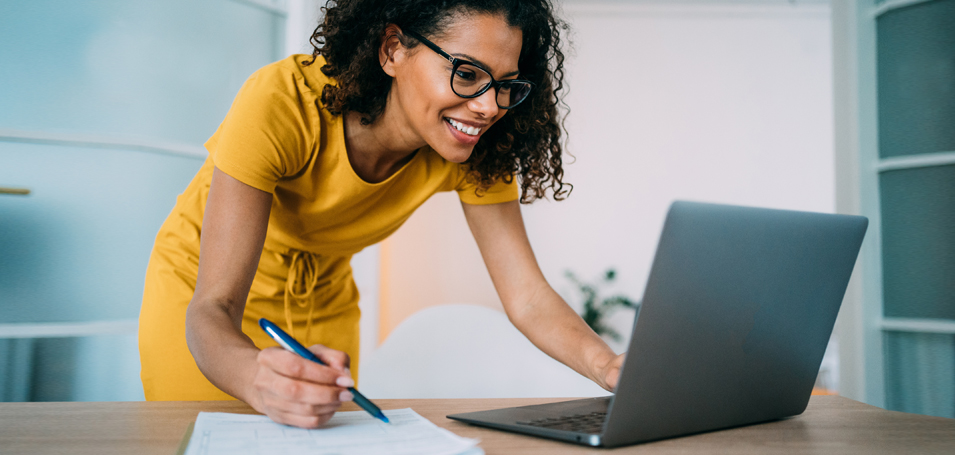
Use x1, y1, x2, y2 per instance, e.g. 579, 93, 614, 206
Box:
256, 356, 351, 402
259, 395, 344, 417
256, 373, 345, 404
604, 367, 621, 391
603, 353, 626, 391
307, 344, 352, 374
258, 347, 353, 387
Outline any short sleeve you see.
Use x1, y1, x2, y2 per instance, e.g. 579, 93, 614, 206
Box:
204, 63, 317, 193
455, 169, 520, 205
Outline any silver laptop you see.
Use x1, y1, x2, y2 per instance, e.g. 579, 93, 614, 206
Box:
448, 201, 868, 448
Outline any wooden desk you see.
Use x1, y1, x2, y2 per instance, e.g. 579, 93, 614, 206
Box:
1, 396, 953, 454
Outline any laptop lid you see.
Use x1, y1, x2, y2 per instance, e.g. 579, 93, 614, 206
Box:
601, 201, 867, 446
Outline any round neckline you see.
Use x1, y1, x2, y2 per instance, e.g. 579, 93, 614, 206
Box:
337, 116, 426, 187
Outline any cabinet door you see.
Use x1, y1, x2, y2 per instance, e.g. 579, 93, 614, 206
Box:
874, 0, 955, 418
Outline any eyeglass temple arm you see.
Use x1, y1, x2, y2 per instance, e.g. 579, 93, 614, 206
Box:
402, 29, 457, 65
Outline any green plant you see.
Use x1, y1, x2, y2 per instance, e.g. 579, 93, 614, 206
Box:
565, 269, 640, 342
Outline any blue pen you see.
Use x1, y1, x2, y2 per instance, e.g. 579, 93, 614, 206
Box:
258, 318, 390, 424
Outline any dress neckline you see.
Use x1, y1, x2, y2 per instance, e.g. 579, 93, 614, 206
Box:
337, 117, 426, 187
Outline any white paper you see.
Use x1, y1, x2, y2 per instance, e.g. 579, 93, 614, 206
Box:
183, 408, 482, 455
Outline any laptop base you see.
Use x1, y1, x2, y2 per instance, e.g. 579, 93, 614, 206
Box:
448, 396, 611, 447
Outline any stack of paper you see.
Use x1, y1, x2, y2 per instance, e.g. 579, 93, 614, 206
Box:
183, 408, 482, 455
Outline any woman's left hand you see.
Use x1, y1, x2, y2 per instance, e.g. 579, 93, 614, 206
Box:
596, 353, 627, 391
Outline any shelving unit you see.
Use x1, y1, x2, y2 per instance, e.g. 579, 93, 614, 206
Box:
0, 0, 288, 402
836, 0, 955, 417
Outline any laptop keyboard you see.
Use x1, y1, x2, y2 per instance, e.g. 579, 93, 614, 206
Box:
516, 411, 608, 434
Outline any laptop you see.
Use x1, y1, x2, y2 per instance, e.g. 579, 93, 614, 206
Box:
447, 201, 868, 448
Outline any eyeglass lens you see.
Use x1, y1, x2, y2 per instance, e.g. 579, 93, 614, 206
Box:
452, 63, 531, 108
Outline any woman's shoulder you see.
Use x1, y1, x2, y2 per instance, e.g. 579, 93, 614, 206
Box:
224, 54, 340, 139
247, 55, 334, 98
205, 55, 340, 192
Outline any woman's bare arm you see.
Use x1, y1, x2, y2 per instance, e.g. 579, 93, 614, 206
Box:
185, 167, 354, 428
461, 200, 625, 390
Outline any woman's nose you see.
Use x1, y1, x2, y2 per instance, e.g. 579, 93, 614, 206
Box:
467, 88, 500, 119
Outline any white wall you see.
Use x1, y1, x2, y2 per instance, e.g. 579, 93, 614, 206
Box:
285, 0, 322, 56
529, 0, 836, 344
377, 0, 838, 391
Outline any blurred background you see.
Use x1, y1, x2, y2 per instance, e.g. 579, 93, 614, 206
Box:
0, 0, 952, 418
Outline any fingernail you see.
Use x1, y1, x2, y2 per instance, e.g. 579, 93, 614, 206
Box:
339, 391, 354, 402
336, 376, 355, 387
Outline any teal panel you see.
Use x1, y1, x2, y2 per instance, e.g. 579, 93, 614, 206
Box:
0, 339, 35, 401
28, 333, 143, 401
0, 142, 203, 323
880, 165, 955, 320
876, 0, 955, 158
0, 0, 284, 145
883, 331, 955, 418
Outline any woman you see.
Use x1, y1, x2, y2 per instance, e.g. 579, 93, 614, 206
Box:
139, 0, 624, 428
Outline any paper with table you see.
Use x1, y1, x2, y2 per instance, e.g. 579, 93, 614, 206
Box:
183, 408, 482, 455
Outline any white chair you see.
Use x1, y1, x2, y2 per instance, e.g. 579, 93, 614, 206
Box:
359, 304, 609, 399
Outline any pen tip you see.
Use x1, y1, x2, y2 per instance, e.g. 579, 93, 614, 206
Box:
380, 415, 390, 424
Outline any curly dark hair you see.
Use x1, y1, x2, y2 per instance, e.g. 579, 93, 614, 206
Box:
305, 0, 571, 202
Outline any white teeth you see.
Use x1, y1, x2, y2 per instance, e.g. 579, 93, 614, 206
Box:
447, 118, 480, 136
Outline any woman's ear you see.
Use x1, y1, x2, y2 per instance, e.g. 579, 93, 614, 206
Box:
379, 24, 405, 77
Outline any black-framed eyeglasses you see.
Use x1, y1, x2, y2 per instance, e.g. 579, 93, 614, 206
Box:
403, 29, 534, 110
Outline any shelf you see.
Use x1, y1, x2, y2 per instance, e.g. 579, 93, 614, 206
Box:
0, 320, 138, 339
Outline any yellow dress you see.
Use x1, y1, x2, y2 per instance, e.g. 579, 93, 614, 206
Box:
139, 55, 518, 401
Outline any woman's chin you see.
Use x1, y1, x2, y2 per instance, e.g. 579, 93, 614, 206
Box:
432, 145, 473, 164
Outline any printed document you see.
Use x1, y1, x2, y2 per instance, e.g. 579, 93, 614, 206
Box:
183, 408, 482, 455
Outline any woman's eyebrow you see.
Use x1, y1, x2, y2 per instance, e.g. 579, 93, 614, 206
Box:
452, 52, 521, 78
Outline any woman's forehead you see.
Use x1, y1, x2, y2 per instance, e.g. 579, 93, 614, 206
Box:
429, 13, 522, 76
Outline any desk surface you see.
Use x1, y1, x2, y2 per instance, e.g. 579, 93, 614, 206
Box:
1, 396, 953, 454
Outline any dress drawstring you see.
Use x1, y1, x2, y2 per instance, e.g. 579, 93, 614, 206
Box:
284, 250, 322, 341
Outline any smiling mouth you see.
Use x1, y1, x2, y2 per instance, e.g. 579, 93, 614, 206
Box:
445, 118, 482, 136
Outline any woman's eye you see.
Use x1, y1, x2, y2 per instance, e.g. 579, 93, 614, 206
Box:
455, 69, 477, 81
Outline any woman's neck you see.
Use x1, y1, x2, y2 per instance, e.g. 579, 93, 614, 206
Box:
343, 105, 424, 184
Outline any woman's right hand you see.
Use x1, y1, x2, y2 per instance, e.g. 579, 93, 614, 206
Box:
250, 344, 356, 428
